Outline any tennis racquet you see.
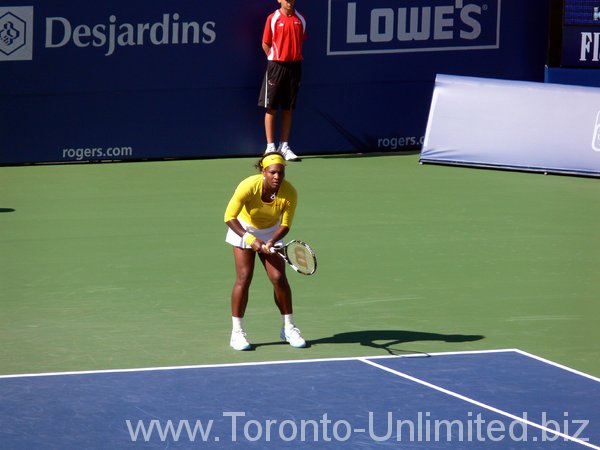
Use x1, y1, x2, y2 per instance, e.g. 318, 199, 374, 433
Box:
270, 240, 317, 275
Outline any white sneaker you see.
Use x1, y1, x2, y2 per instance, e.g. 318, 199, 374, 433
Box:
230, 329, 251, 351
264, 144, 277, 155
280, 325, 306, 348
278, 143, 299, 161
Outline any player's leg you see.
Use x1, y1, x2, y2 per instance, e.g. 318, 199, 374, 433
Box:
230, 247, 256, 350
260, 253, 306, 348
277, 109, 298, 160
264, 108, 278, 153
280, 109, 293, 144
260, 252, 291, 313
231, 247, 256, 316
277, 62, 301, 160
259, 61, 281, 154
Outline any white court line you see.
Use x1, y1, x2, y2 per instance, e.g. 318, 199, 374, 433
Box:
514, 349, 600, 383
359, 358, 599, 450
1, 348, 598, 386
0, 348, 518, 380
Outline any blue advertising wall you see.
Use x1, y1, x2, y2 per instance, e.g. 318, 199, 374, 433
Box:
0, 0, 550, 164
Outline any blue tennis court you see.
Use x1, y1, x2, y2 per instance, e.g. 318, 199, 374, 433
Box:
1, 349, 598, 449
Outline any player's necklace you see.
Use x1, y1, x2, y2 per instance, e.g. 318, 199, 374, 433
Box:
263, 180, 277, 201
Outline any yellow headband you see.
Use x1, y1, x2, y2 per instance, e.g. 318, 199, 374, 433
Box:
262, 154, 286, 168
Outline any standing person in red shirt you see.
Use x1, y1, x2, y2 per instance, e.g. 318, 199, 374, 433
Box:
258, 0, 307, 161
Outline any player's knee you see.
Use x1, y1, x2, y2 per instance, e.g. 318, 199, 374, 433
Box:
235, 270, 254, 287
269, 272, 288, 288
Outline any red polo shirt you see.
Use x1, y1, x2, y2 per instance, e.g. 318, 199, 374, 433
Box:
262, 9, 307, 62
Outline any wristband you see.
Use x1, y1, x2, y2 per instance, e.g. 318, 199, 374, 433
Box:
243, 232, 257, 246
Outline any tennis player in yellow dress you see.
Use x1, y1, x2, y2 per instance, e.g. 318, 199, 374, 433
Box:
224, 152, 306, 350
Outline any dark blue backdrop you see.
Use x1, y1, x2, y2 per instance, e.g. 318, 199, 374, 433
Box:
0, 0, 550, 164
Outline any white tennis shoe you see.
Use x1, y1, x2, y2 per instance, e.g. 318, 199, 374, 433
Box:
230, 329, 251, 351
280, 325, 306, 348
278, 143, 299, 161
264, 144, 277, 154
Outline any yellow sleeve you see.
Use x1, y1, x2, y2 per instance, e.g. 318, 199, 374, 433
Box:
224, 176, 255, 223
279, 182, 298, 228
224, 196, 242, 223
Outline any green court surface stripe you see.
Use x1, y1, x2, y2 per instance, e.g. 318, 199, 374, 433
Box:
1, 155, 599, 376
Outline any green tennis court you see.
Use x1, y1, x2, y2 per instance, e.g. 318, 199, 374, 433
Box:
1, 154, 599, 377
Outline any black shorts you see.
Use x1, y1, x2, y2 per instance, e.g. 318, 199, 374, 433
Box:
258, 61, 302, 110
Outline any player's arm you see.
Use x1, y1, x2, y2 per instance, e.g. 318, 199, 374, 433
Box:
225, 218, 247, 239
264, 226, 289, 252
226, 218, 265, 252
262, 42, 271, 57
262, 16, 273, 57
224, 181, 264, 251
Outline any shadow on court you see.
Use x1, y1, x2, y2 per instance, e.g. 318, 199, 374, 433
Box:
254, 330, 484, 354
0, 208, 15, 213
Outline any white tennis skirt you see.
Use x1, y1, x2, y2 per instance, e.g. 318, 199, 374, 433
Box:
225, 218, 283, 249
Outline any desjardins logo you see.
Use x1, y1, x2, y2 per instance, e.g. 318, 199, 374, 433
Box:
0, 6, 34, 61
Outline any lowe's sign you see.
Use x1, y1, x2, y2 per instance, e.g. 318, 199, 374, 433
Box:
327, 0, 501, 55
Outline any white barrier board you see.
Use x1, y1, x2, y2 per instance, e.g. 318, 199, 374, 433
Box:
421, 74, 600, 176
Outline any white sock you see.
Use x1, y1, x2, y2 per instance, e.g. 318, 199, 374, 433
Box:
232, 317, 244, 332
266, 143, 276, 151
283, 314, 294, 328
280, 141, 289, 149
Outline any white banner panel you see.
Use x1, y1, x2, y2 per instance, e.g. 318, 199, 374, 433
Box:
421, 74, 600, 176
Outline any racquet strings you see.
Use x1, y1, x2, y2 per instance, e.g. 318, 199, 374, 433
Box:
286, 241, 316, 274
